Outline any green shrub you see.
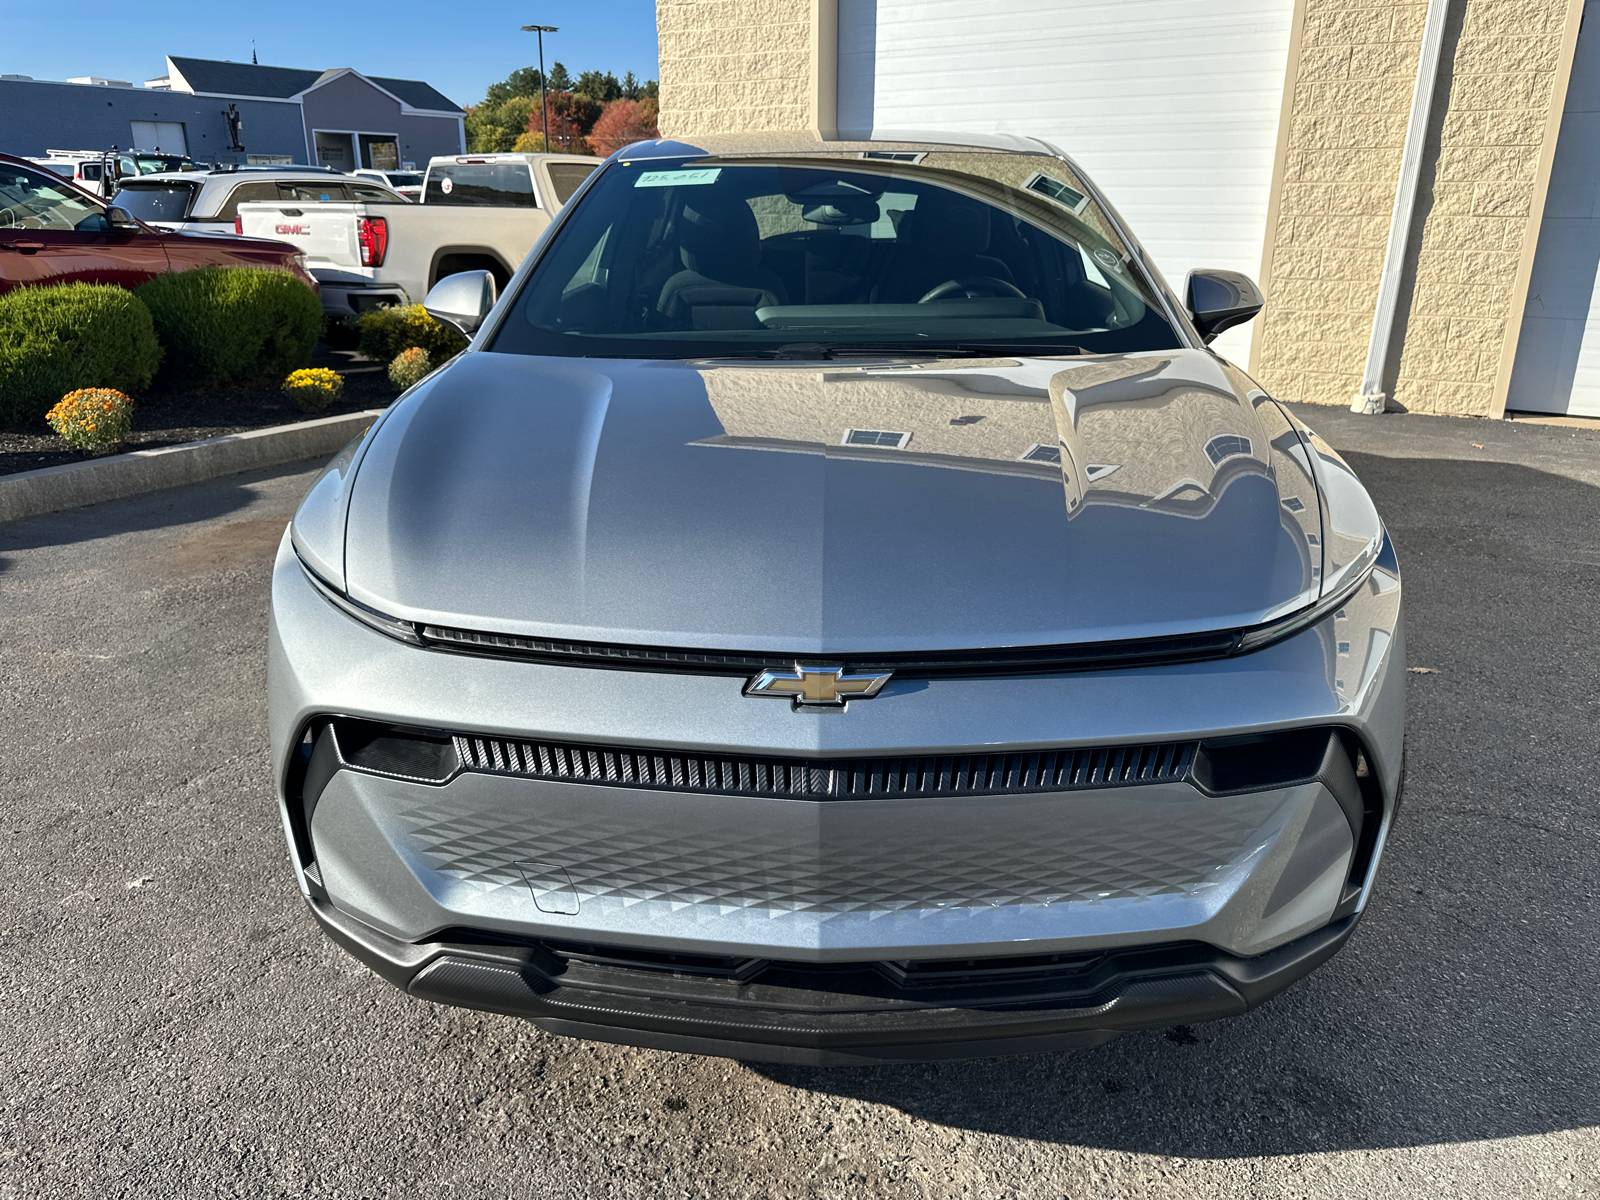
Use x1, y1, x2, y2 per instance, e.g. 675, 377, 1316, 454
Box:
136, 267, 321, 386
355, 304, 468, 365
388, 346, 433, 391
0, 284, 162, 425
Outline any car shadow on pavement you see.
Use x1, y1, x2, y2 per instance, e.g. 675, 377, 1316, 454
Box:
751, 451, 1600, 1156
0, 456, 326, 576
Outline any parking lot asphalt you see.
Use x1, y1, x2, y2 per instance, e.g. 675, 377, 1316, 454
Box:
1, 403, 1597, 1199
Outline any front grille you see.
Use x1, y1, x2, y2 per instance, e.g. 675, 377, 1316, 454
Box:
454, 734, 1197, 799
420, 624, 1242, 678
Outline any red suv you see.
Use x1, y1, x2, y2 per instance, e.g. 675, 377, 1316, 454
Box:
0, 152, 317, 295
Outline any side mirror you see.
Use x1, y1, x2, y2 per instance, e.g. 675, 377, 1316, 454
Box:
106, 205, 140, 231
1185, 269, 1264, 343
423, 270, 497, 337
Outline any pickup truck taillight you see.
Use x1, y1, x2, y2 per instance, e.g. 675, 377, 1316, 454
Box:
357, 217, 388, 268
234, 216, 242, 235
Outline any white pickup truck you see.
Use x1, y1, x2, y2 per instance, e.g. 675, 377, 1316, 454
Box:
235, 153, 600, 317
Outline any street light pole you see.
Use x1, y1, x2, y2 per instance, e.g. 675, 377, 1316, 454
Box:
520, 24, 558, 152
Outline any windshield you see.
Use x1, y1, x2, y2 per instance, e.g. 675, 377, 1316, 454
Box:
121, 154, 196, 176
386, 172, 423, 188
112, 183, 197, 222
489, 155, 1182, 360
425, 162, 537, 207
0, 166, 106, 231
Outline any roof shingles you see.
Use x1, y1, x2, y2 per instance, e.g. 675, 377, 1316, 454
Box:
167, 56, 460, 112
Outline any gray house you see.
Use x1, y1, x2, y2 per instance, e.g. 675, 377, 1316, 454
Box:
0, 55, 464, 168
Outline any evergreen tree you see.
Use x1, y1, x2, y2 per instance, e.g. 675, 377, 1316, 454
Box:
575, 70, 622, 103
484, 66, 545, 106
547, 62, 573, 91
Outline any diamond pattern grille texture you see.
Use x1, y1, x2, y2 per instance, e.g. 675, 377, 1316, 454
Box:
454, 735, 1197, 800
382, 776, 1281, 916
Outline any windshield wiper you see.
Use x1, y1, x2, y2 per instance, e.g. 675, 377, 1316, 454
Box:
719, 341, 1086, 361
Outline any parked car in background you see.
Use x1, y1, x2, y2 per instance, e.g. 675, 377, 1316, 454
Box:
353, 169, 424, 201
34, 149, 203, 199
111, 167, 406, 236
270, 133, 1404, 1064
0, 152, 316, 296
235, 152, 598, 316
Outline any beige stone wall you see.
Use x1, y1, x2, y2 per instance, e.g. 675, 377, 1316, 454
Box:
1391, 0, 1571, 416
1255, 0, 1576, 417
657, 0, 814, 135
1253, 0, 1430, 411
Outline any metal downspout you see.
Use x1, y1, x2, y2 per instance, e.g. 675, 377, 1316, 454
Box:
1352, 0, 1453, 414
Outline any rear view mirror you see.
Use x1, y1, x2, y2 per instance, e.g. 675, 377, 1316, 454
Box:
106, 206, 140, 231
1185, 269, 1264, 343
423, 270, 497, 337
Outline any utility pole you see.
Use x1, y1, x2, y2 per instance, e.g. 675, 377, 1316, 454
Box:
520, 24, 558, 152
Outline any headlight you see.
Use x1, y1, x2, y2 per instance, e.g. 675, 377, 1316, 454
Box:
299, 555, 424, 645
1235, 542, 1384, 653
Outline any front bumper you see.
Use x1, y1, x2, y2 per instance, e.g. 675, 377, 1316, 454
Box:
269, 527, 1404, 1058
309, 894, 1360, 1064
318, 282, 409, 316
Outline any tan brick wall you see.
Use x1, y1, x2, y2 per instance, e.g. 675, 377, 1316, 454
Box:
1254, 0, 1429, 411
1257, 0, 1575, 417
1391, 0, 1570, 416
658, 0, 814, 136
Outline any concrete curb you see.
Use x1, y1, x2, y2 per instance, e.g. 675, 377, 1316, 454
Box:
0, 408, 384, 524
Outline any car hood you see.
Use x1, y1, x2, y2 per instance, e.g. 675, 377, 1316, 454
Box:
337, 347, 1325, 653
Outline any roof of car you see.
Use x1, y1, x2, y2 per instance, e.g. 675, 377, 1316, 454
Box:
612, 131, 1069, 160
121, 169, 361, 185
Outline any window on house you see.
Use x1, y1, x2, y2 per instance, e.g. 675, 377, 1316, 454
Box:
1204, 434, 1253, 466
1019, 443, 1061, 463
843, 429, 912, 449
1024, 172, 1088, 215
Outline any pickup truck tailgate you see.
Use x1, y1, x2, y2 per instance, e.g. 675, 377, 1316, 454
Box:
237, 202, 366, 268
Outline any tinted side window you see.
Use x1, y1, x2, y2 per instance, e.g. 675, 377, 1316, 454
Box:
276, 182, 354, 203
351, 184, 405, 203
545, 162, 597, 207
212, 181, 283, 220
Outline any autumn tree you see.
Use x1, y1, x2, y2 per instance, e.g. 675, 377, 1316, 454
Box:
521, 91, 602, 155
588, 97, 661, 157
469, 64, 658, 154
465, 94, 538, 153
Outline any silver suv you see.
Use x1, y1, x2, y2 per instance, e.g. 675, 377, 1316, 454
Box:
270, 133, 1405, 1064
111, 167, 405, 234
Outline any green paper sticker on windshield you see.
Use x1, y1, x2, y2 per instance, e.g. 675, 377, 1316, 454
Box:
634, 168, 722, 188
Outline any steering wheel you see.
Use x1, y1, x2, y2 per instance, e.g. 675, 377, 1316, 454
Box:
917, 276, 1027, 303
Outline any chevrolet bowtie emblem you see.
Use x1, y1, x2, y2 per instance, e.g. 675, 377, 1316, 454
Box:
743, 662, 894, 708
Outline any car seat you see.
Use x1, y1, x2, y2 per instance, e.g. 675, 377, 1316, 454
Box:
657, 198, 790, 329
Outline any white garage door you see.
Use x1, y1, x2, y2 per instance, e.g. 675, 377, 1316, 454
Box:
1506, 0, 1600, 416
837, 0, 1295, 365
129, 120, 187, 154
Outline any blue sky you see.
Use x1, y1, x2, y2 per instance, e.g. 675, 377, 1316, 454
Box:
4, 1, 660, 109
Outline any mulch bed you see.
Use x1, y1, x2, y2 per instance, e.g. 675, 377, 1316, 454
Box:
0, 349, 397, 478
